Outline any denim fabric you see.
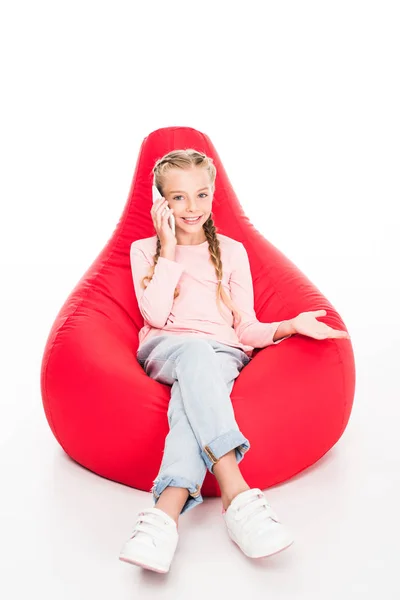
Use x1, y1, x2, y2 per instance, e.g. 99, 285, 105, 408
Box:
136, 334, 252, 515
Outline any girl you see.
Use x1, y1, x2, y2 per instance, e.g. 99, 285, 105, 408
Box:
118, 149, 350, 574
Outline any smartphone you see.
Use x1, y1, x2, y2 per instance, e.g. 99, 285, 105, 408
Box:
152, 185, 175, 235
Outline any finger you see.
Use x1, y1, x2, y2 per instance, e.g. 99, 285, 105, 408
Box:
161, 207, 170, 221
314, 310, 327, 316
156, 202, 168, 220
156, 199, 167, 212
155, 205, 167, 227
152, 197, 163, 207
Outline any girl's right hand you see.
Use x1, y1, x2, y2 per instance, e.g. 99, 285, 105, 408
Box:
151, 198, 177, 247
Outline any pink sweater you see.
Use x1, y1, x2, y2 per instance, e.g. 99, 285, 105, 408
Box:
130, 233, 292, 358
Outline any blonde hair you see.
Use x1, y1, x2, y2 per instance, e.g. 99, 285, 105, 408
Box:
141, 148, 243, 325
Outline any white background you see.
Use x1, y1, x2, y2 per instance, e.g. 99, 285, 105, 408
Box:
1, 1, 399, 598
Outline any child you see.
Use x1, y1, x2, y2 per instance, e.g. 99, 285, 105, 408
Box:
118, 149, 350, 573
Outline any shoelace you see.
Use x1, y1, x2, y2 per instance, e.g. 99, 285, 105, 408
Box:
131, 512, 171, 545
234, 494, 280, 534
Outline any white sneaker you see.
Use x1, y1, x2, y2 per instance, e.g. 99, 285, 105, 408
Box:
222, 488, 294, 558
119, 507, 179, 573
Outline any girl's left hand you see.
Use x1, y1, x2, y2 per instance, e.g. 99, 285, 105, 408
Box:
291, 310, 351, 340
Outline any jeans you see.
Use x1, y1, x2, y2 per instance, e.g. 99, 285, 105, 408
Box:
136, 334, 253, 515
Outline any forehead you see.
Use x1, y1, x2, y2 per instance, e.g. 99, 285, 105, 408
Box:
164, 167, 211, 191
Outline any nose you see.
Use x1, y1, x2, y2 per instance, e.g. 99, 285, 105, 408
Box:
186, 198, 199, 212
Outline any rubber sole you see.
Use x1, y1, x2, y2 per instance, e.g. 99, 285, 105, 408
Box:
119, 554, 170, 574
229, 534, 294, 559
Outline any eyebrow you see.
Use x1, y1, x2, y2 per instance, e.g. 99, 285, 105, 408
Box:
169, 187, 209, 193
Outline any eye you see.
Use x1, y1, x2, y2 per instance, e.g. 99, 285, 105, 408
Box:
172, 193, 208, 201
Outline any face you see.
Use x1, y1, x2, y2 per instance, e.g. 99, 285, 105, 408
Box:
162, 166, 214, 244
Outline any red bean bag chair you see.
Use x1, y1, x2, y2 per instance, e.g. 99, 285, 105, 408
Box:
40, 125, 356, 499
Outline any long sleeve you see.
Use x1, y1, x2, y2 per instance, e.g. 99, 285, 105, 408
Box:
229, 243, 292, 348
130, 243, 184, 328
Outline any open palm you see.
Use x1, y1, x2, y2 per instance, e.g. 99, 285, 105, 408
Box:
292, 310, 350, 340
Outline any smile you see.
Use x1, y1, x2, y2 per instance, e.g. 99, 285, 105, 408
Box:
181, 216, 202, 224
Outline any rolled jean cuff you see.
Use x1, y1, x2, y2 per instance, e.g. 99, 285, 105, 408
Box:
201, 429, 251, 473
151, 475, 204, 515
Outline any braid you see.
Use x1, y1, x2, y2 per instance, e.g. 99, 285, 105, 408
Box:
141, 235, 180, 301
202, 217, 241, 322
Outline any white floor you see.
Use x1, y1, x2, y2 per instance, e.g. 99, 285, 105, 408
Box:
1, 317, 399, 599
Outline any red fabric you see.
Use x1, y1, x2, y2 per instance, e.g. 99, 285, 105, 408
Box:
40, 126, 356, 498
